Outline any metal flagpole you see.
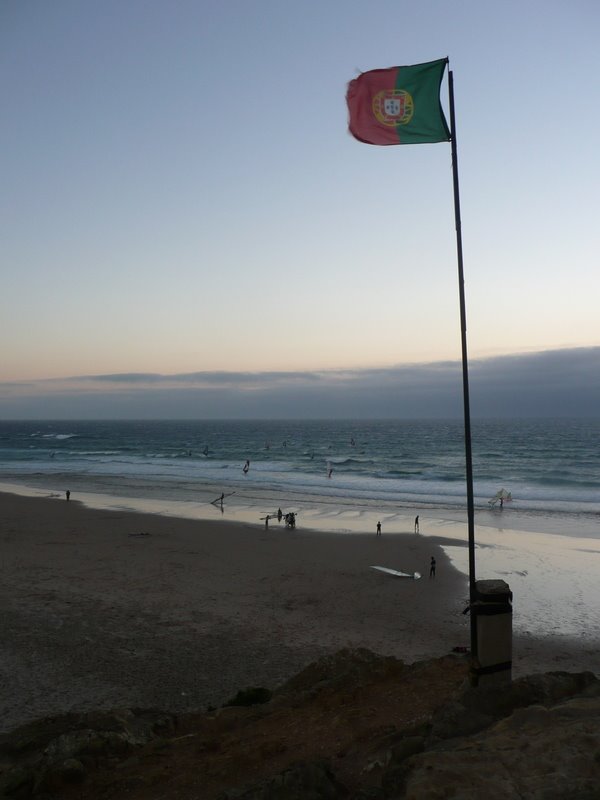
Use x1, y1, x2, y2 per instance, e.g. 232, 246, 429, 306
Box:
447, 68, 478, 663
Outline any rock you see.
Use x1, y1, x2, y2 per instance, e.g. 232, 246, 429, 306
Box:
0, 652, 597, 799
388, 736, 425, 763
0, 709, 176, 798
224, 687, 273, 707
218, 760, 348, 799
428, 670, 600, 743
56, 758, 86, 783
385, 696, 600, 800
1, 765, 34, 797
277, 648, 404, 697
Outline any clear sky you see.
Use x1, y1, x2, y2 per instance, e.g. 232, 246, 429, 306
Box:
1, 1, 599, 417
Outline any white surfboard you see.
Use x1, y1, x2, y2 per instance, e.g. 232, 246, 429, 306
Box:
370, 566, 422, 580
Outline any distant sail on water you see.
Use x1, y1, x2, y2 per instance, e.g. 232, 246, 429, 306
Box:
489, 488, 512, 506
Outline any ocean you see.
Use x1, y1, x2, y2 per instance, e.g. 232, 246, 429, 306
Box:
0, 418, 598, 521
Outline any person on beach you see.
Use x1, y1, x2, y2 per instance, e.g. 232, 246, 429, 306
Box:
243, 460, 250, 474
277, 508, 283, 522
414, 515, 419, 533
264, 515, 270, 530
66, 490, 70, 501
429, 556, 436, 578
376, 521, 381, 536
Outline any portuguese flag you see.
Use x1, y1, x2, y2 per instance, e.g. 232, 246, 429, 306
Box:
346, 59, 450, 146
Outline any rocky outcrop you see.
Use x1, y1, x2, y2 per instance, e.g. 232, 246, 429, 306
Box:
0, 652, 598, 799
385, 694, 600, 799
0, 709, 175, 797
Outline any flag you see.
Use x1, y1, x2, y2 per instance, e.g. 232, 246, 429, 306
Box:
346, 58, 450, 145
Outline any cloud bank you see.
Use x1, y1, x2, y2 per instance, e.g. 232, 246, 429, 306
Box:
1, 347, 599, 419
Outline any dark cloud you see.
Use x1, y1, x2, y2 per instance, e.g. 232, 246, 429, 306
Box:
2, 347, 599, 419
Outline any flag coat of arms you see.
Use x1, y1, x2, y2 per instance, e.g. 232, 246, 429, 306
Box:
346, 59, 450, 145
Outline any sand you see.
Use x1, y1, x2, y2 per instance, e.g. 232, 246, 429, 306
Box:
0, 492, 595, 734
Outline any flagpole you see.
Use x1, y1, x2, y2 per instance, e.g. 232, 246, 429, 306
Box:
448, 68, 478, 663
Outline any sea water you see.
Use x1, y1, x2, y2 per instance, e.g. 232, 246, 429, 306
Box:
0, 418, 598, 520
1, 418, 599, 646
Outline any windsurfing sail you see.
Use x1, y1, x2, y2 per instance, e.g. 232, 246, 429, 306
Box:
488, 488, 512, 506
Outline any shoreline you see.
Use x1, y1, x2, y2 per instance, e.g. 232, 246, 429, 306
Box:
2, 478, 599, 539
1, 490, 598, 735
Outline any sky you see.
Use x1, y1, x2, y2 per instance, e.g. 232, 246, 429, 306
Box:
1, 0, 599, 418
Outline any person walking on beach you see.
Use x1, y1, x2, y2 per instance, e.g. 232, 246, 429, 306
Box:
414, 515, 419, 533
429, 556, 436, 578
66, 490, 70, 501
376, 521, 381, 536
264, 514, 270, 530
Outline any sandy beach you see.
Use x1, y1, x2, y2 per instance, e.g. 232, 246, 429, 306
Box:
1, 491, 597, 735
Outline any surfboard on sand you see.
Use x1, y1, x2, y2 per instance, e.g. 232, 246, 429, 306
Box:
370, 566, 422, 580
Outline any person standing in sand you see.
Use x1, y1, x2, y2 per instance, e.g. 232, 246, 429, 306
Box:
414, 515, 419, 533
376, 521, 381, 536
66, 490, 70, 501
429, 556, 436, 578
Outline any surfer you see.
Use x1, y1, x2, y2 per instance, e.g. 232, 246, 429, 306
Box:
376, 521, 381, 536
414, 515, 419, 533
243, 460, 250, 474
429, 556, 436, 578
202, 445, 209, 456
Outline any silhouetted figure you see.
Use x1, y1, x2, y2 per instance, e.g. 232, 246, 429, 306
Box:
429, 556, 436, 578
376, 521, 382, 536
414, 515, 420, 533
243, 460, 250, 474
277, 508, 283, 522
66, 490, 70, 501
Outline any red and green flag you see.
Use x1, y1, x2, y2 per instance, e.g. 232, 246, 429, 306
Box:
346, 58, 450, 146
